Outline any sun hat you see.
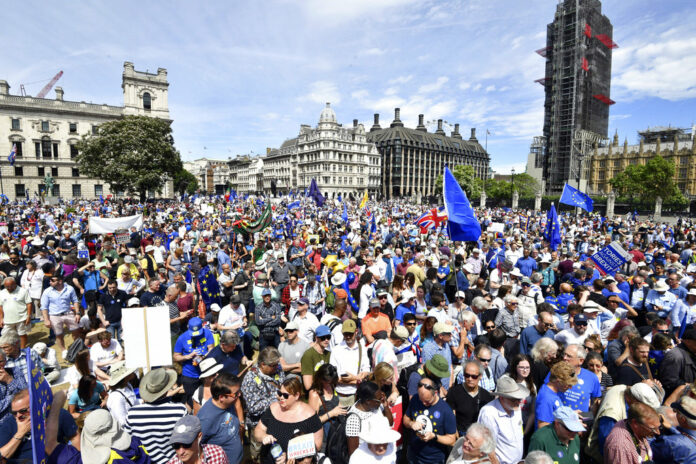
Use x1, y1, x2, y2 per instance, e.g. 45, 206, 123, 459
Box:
331, 272, 347, 286
393, 326, 409, 341
255, 259, 266, 271
583, 300, 605, 313
553, 406, 586, 432
433, 322, 454, 336
285, 320, 300, 331
629, 382, 661, 409
188, 317, 204, 336
359, 414, 401, 445
169, 415, 201, 445
687, 288, 696, 298
493, 375, 530, 400
198, 358, 224, 379
315, 325, 331, 338
145, 245, 154, 252
108, 362, 137, 387
124, 255, 133, 264
654, 280, 669, 292
139, 367, 178, 403
510, 268, 524, 278
424, 354, 450, 379
81, 409, 133, 464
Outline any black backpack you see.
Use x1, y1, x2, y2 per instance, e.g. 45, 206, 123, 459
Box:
396, 362, 421, 411
65, 337, 87, 364
322, 406, 358, 464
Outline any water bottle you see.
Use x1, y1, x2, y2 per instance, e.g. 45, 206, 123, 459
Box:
270, 444, 283, 460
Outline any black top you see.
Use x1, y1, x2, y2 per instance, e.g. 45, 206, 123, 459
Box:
260, 408, 322, 464
446, 384, 494, 434
98, 289, 128, 323
615, 361, 651, 387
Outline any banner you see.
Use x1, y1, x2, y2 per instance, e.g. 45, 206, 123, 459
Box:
88, 214, 143, 234
589, 241, 631, 276
122, 306, 173, 369
27, 348, 53, 464
115, 231, 130, 246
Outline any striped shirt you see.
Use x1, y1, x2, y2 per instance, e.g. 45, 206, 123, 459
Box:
124, 401, 188, 464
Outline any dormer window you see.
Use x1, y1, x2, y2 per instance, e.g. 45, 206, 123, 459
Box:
143, 92, 151, 110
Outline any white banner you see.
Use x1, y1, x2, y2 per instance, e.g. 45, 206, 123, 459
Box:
121, 306, 173, 369
88, 214, 143, 234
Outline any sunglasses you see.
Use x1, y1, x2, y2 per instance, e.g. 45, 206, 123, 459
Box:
172, 442, 194, 450
575, 322, 588, 326
485, 325, 495, 330
583, 345, 595, 351
378, 296, 388, 299
544, 323, 554, 328
11, 407, 29, 417
418, 382, 437, 391
477, 357, 491, 363
463, 373, 480, 379
285, 329, 297, 333
318, 335, 331, 341
277, 391, 291, 399
405, 322, 417, 326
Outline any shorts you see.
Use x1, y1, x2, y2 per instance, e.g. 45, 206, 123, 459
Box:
4, 321, 29, 336
49, 313, 79, 336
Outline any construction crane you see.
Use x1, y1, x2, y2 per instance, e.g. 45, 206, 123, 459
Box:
34, 71, 63, 99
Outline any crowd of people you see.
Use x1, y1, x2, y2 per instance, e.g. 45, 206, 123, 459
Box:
1, 195, 696, 464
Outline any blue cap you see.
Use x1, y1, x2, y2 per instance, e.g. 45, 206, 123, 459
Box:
298, 297, 309, 306
315, 325, 331, 338
261, 288, 272, 296
573, 314, 588, 324
188, 317, 203, 336
553, 406, 586, 432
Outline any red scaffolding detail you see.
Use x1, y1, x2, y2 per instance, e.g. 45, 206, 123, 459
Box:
534, 78, 548, 85
582, 57, 589, 71
535, 47, 550, 58
593, 94, 615, 105
584, 23, 592, 38
595, 34, 618, 49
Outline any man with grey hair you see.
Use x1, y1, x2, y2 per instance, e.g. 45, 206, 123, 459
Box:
651, 395, 696, 462
0, 347, 26, 420
495, 294, 521, 338
206, 330, 248, 376
0, 277, 32, 349
446, 423, 496, 464
0, 331, 41, 395
524, 450, 554, 464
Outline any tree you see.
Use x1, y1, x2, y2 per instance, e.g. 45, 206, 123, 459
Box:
509, 173, 539, 199
173, 168, 199, 195
608, 155, 685, 206
75, 115, 182, 201
435, 165, 483, 199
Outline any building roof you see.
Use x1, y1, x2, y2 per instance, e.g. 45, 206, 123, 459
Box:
367, 125, 488, 159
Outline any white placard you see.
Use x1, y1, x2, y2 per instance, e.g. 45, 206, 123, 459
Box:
488, 222, 504, 233
121, 306, 173, 369
287, 434, 316, 460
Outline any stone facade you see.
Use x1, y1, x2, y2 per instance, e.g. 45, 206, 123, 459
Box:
588, 126, 696, 197
0, 62, 171, 200
183, 158, 232, 195
263, 103, 381, 199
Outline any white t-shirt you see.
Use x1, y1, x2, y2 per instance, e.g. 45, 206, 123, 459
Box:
292, 311, 320, 344
218, 304, 246, 330
90, 339, 123, 365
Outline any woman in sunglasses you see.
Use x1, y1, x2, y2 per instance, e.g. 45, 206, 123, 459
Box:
255, 376, 322, 464
345, 381, 394, 457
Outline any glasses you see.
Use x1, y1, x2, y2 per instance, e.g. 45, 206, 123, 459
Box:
11, 407, 29, 417
543, 323, 554, 328
584, 345, 595, 351
418, 382, 437, 391
485, 325, 495, 330
575, 322, 588, 327
477, 357, 491, 363
463, 373, 480, 379
637, 421, 660, 435
378, 296, 388, 299
285, 329, 297, 333
508, 302, 519, 306
657, 329, 671, 334
277, 391, 291, 399
318, 335, 331, 341
172, 442, 194, 450
405, 322, 417, 327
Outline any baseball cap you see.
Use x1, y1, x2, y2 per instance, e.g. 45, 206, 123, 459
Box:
393, 326, 409, 341
342, 319, 357, 334
369, 298, 380, 308
169, 416, 201, 445
188, 317, 203, 337
553, 406, 586, 432
433, 322, 454, 336
285, 321, 299, 331
315, 325, 331, 338
298, 297, 309, 306
261, 288, 272, 297
455, 291, 466, 299
573, 314, 588, 324
629, 383, 661, 409
210, 304, 221, 313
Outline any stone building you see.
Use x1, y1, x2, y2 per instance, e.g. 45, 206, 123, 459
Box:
183, 158, 231, 195
366, 109, 489, 200
227, 155, 263, 194
0, 62, 171, 200
587, 126, 696, 196
263, 103, 381, 199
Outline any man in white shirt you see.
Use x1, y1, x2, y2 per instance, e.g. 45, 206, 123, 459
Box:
329, 319, 370, 406
217, 295, 246, 331
477, 376, 527, 464
90, 330, 124, 374
291, 297, 319, 344
554, 313, 590, 346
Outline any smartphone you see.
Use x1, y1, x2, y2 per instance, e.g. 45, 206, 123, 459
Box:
340, 373, 349, 378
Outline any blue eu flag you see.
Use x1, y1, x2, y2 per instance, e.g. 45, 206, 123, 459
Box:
442, 166, 481, 241
560, 183, 593, 212
26, 348, 52, 464
544, 204, 562, 251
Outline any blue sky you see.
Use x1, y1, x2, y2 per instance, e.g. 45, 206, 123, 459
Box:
3, 0, 695, 173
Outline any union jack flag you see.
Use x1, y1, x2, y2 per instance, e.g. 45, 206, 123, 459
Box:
415, 206, 448, 231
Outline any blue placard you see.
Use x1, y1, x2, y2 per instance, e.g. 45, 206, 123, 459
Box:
590, 241, 630, 276
27, 348, 53, 464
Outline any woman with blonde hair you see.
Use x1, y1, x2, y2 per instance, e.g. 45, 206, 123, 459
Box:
530, 337, 559, 390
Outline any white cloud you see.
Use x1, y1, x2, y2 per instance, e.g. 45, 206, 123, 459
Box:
418, 76, 449, 93
388, 75, 413, 85
491, 162, 527, 174
299, 0, 418, 23
351, 89, 369, 100
485, 85, 496, 92
302, 81, 341, 105
385, 87, 399, 96
360, 47, 387, 56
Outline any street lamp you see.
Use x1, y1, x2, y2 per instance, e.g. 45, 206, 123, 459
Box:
511, 168, 516, 203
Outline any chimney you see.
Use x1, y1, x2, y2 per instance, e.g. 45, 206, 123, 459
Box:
370, 113, 382, 132
353, 119, 358, 128
390, 108, 404, 127
435, 119, 445, 135
416, 114, 427, 132
452, 123, 462, 139
469, 128, 478, 141
0, 80, 9, 96
55, 87, 64, 101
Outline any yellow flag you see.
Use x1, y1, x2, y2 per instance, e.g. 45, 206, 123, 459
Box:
359, 190, 368, 209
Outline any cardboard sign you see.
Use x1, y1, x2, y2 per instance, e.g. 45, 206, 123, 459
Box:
122, 306, 173, 369
287, 434, 316, 460
114, 231, 130, 246
488, 222, 504, 233
590, 241, 631, 276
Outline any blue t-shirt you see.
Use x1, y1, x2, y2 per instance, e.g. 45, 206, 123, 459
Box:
0, 409, 77, 462
207, 344, 244, 375
437, 266, 450, 286
515, 257, 538, 277
405, 395, 456, 464
198, 401, 243, 464
68, 381, 105, 412
174, 328, 215, 378
558, 368, 601, 413
395, 303, 416, 323
535, 383, 563, 427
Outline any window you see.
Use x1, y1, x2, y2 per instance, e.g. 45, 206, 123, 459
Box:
599, 160, 606, 168
11, 118, 20, 130
15, 184, 25, 198
51, 184, 60, 197
38, 167, 45, 177
51, 167, 58, 177
92, 125, 98, 135
14, 166, 23, 176
72, 184, 81, 197
94, 184, 103, 196
70, 145, 78, 158
53, 143, 59, 158
72, 168, 79, 177
69, 123, 77, 133
12, 142, 22, 157
680, 168, 687, 178
41, 121, 49, 132
35, 142, 40, 158
143, 92, 152, 110
40, 139, 52, 158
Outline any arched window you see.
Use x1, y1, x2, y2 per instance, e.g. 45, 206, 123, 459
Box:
143, 92, 151, 110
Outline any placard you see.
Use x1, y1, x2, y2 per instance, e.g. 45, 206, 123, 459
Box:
121, 306, 173, 369
590, 241, 631, 276
488, 222, 504, 233
114, 230, 130, 246
287, 434, 316, 460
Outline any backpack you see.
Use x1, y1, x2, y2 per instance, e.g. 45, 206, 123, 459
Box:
396, 363, 421, 411
65, 337, 87, 364
325, 287, 336, 312
323, 411, 358, 464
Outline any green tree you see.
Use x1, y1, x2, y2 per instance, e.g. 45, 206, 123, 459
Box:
609, 155, 685, 206
173, 169, 199, 195
76, 115, 182, 201
435, 165, 483, 199
510, 173, 539, 199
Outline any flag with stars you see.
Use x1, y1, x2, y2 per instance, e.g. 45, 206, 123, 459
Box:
543, 204, 562, 251
648, 349, 665, 379
27, 347, 52, 464
560, 183, 594, 212
197, 265, 221, 308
